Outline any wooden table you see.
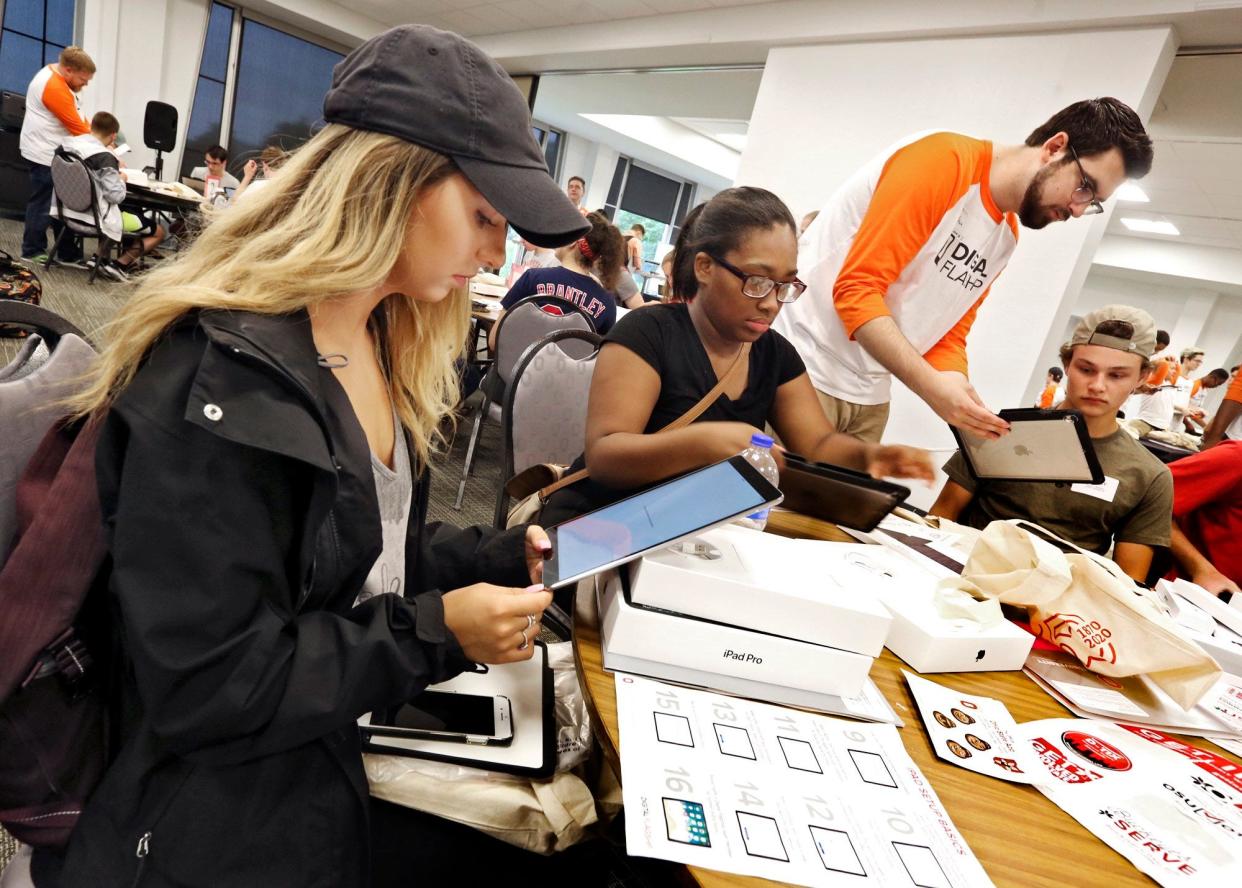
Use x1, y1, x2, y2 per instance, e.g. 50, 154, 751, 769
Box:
468, 293, 501, 364
572, 510, 1240, 888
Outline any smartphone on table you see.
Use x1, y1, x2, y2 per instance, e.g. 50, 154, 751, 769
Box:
369, 690, 513, 746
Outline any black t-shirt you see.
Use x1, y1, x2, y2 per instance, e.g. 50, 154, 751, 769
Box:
608, 303, 805, 432
501, 266, 618, 334
540, 303, 805, 524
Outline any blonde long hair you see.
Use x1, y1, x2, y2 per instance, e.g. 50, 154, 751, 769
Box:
70, 124, 470, 468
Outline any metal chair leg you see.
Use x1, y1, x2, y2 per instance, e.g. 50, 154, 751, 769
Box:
492, 485, 509, 530
45, 227, 67, 269
453, 394, 489, 510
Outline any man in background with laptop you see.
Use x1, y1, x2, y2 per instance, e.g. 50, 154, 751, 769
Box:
184, 144, 240, 196
931, 305, 1172, 582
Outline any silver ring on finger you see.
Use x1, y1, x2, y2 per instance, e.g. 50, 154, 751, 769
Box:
525, 613, 536, 631
518, 627, 530, 652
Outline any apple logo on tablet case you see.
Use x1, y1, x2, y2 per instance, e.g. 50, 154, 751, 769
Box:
1013, 445, 1033, 457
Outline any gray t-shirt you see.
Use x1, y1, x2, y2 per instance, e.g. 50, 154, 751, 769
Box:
943, 426, 1173, 553
354, 418, 412, 606
190, 165, 241, 189
613, 268, 639, 306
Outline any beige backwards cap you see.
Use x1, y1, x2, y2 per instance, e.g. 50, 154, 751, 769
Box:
1067, 304, 1157, 359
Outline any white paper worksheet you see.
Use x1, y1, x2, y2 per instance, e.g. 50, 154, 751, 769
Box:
617, 674, 995, 887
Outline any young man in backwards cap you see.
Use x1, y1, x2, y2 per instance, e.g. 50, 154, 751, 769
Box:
932, 305, 1172, 581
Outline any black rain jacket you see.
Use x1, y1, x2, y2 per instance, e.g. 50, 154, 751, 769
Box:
56, 309, 529, 886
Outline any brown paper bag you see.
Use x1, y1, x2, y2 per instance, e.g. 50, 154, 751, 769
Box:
949, 519, 1220, 709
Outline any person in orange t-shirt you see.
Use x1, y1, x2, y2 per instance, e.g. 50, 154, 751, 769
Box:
19, 46, 95, 262
1036, 366, 1064, 408
1203, 369, 1242, 448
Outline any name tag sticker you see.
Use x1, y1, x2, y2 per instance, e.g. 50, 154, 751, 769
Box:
1071, 475, 1119, 503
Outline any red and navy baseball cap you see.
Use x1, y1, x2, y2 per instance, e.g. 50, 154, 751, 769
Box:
323, 25, 588, 248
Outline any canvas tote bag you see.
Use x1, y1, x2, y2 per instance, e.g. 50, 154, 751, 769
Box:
946, 518, 1220, 709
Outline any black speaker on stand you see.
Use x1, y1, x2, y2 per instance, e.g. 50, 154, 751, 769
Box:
143, 101, 178, 181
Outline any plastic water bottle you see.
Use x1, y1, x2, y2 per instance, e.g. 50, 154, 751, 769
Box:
735, 433, 779, 531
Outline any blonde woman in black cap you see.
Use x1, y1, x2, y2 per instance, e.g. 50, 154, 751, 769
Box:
53, 26, 588, 888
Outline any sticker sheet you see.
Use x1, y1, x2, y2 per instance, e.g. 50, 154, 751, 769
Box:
1022, 719, 1242, 886
903, 672, 1041, 783
616, 674, 995, 887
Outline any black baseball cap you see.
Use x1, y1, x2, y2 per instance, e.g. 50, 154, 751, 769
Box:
323, 25, 588, 248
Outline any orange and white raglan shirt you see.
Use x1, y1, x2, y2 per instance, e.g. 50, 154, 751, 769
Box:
20, 64, 89, 167
773, 132, 1019, 405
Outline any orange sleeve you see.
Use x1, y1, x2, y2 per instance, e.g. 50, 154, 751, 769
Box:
1191, 379, 1203, 399
1147, 360, 1170, 387
921, 288, 987, 375
42, 75, 88, 135
1038, 383, 1055, 409
832, 134, 974, 339
1226, 372, 1242, 405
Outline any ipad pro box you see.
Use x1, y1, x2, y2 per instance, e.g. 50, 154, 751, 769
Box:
600, 565, 876, 698
628, 524, 892, 656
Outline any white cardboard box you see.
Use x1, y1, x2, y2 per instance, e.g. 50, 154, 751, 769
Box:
629, 525, 892, 657
1190, 628, 1242, 677
1159, 578, 1242, 638
834, 545, 1035, 672
600, 569, 875, 698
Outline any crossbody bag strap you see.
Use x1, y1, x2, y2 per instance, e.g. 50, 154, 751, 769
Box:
536, 342, 752, 502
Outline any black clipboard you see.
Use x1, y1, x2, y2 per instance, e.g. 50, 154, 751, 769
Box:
951, 408, 1105, 484
778, 453, 910, 532
359, 641, 556, 779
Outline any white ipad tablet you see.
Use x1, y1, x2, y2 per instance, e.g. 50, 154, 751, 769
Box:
541, 456, 783, 590
951, 409, 1104, 484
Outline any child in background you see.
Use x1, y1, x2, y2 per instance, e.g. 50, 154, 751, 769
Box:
1036, 366, 1064, 408
56, 111, 165, 281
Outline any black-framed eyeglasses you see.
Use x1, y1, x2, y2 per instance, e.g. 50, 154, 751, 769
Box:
1068, 145, 1105, 216
708, 254, 807, 304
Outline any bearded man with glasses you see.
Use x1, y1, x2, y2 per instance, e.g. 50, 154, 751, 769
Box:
775, 98, 1153, 443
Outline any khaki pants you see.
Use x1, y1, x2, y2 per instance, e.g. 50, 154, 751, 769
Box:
814, 390, 890, 443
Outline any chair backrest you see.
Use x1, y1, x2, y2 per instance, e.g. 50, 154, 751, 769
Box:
495, 329, 602, 526
0, 90, 25, 130
493, 296, 595, 386
0, 304, 96, 564
50, 149, 97, 218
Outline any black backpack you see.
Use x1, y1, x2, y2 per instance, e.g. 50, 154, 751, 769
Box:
0, 303, 112, 848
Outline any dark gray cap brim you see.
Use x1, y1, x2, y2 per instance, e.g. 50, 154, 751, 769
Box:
455, 156, 590, 249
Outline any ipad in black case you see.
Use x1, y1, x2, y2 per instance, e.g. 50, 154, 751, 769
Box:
778, 453, 910, 532
951, 408, 1104, 484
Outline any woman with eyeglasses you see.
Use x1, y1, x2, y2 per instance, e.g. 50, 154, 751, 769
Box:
539, 187, 934, 528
